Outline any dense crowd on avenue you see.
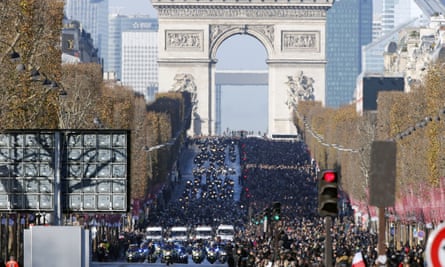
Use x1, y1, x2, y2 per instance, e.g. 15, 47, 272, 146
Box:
101, 136, 426, 266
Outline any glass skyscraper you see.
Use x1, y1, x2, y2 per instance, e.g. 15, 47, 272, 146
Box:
363, 0, 425, 74
326, 0, 373, 107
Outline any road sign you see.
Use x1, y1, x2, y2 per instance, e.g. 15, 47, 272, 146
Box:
426, 222, 445, 267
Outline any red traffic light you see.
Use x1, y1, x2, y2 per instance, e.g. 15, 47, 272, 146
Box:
318, 170, 338, 216
322, 171, 337, 182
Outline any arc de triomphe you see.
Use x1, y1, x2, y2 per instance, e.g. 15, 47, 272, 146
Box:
152, 0, 333, 137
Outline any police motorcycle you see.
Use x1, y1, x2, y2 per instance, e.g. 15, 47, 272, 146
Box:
217, 244, 228, 264
174, 242, 189, 264
191, 243, 206, 264
206, 244, 218, 264
160, 242, 176, 265
145, 241, 159, 263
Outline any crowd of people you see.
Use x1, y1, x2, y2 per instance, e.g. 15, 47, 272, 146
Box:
113, 136, 426, 266
228, 137, 426, 267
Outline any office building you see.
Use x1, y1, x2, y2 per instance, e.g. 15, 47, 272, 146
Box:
414, 0, 445, 17
64, 0, 109, 64
106, 15, 158, 81
121, 30, 158, 101
362, 17, 424, 74
325, 0, 373, 107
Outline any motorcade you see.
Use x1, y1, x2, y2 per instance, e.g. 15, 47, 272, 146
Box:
206, 245, 218, 264
217, 244, 228, 264
174, 242, 189, 264
160, 243, 176, 265
216, 224, 235, 242
160, 242, 188, 265
167, 226, 189, 242
126, 244, 142, 262
140, 240, 159, 263
145, 226, 163, 242
191, 243, 206, 264
193, 225, 214, 241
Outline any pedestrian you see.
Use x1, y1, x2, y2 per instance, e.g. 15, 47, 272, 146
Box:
5, 256, 19, 267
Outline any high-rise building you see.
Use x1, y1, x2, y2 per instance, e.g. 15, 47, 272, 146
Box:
362, 17, 424, 74
362, 0, 428, 75
106, 15, 158, 81
325, 0, 373, 107
381, 0, 423, 36
381, 0, 396, 35
64, 0, 109, 65
414, 0, 445, 17
121, 30, 158, 101
372, 17, 383, 41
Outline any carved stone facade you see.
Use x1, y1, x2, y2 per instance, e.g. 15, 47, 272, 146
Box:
171, 73, 199, 115
210, 24, 274, 49
282, 31, 319, 52
153, 0, 332, 136
156, 7, 328, 19
166, 31, 203, 50
285, 71, 315, 110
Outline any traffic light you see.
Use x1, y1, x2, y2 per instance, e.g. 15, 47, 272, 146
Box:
318, 170, 338, 217
264, 208, 271, 222
271, 202, 281, 221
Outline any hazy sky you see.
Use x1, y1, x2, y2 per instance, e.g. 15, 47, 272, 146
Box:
109, 0, 269, 134
109, 0, 157, 17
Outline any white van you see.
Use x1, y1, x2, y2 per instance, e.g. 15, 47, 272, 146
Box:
145, 226, 163, 242
168, 226, 189, 242
194, 226, 213, 241
216, 224, 235, 241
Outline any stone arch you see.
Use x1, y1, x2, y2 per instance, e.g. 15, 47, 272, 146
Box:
153, 0, 334, 137
209, 24, 274, 60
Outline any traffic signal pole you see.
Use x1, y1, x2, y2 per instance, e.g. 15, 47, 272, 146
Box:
324, 216, 333, 267
317, 170, 338, 267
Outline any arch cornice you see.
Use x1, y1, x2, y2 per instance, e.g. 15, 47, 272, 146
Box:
154, 5, 330, 19
209, 24, 273, 59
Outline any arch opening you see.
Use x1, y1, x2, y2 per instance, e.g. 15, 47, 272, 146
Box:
215, 34, 268, 136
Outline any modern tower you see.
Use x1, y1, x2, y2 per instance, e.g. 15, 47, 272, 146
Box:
325, 0, 373, 107
106, 15, 158, 81
362, 17, 424, 74
121, 30, 158, 101
414, 0, 445, 16
64, 0, 109, 65
362, 0, 426, 75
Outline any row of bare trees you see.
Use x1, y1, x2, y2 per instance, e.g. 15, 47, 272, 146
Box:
294, 63, 445, 210
0, 0, 190, 205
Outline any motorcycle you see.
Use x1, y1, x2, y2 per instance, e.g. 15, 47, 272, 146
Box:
161, 246, 175, 266
192, 246, 205, 264
146, 248, 158, 263
206, 247, 218, 264
218, 248, 227, 264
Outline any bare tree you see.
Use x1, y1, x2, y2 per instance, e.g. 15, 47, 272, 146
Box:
0, 0, 64, 129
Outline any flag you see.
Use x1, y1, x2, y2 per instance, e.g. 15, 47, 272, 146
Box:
352, 251, 366, 267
